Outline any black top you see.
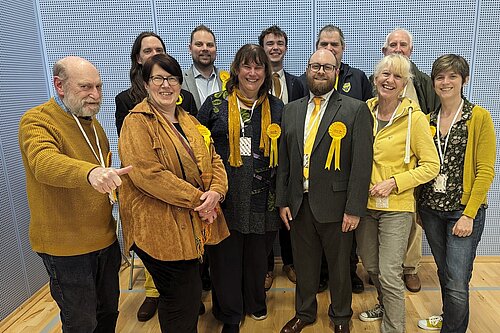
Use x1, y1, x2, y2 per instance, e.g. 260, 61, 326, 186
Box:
114, 88, 198, 136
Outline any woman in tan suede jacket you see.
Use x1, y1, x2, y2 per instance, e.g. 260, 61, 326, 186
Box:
118, 54, 229, 333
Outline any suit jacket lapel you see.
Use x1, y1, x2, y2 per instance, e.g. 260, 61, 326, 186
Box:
312, 90, 341, 152
184, 66, 201, 108
295, 97, 308, 156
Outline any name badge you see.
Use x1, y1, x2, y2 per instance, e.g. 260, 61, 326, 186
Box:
433, 174, 448, 193
240, 137, 251, 156
375, 196, 389, 209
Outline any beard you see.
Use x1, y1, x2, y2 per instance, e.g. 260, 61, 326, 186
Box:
307, 73, 335, 96
63, 94, 101, 117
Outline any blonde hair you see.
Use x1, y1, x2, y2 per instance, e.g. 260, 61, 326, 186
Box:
373, 53, 413, 84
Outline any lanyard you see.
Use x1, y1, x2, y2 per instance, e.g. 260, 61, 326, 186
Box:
236, 98, 257, 137
373, 101, 400, 133
436, 99, 463, 165
72, 114, 105, 167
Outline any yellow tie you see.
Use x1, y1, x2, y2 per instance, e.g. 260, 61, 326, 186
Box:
303, 97, 322, 179
272, 73, 282, 99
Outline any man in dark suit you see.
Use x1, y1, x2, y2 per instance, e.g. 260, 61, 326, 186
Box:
258, 25, 307, 288
182, 25, 223, 110
276, 49, 373, 333
300, 25, 372, 294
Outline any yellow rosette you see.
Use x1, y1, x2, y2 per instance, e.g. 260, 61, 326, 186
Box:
196, 124, 211, 152
219, 70, 230, 91
266, 123, 281, 168
325, 122, 347, 171
429, 125, 437, 138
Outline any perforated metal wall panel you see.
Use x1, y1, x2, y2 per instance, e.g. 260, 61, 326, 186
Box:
0, 0, 49, 320
38, 0, 156, 168
155, 0, 313, 76
2, 0, 500, 321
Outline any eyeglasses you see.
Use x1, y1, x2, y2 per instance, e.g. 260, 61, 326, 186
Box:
308, 63, 336, 73
150, 75, 180, 86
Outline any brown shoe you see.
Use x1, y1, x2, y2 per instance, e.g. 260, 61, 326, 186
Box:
283, 264, 297, 283
137, 296, 158, 322
404, 273, 421, 292
281, 317, 311, 333
265, 271, 274, 291
334, 324, 350, 333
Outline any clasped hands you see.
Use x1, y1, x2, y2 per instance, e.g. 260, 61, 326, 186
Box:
194, 191, 222, 224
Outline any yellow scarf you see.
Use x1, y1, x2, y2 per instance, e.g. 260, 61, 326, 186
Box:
228, 89, 271, 167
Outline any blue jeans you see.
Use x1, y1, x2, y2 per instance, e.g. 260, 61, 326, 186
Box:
38, 240, 121, 333
419, 205, 486, 333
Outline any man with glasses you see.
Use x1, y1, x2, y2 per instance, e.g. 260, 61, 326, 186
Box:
182, 25, 223, 110
276, 49, 373, 333
300, 24, 372, 294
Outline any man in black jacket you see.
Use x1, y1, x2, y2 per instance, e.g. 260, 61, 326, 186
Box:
259, 25, 307, 288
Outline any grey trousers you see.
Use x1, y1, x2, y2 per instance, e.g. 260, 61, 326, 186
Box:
356, 210, 413, 333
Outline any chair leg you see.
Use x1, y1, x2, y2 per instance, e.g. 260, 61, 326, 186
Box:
128, 251, 135, 290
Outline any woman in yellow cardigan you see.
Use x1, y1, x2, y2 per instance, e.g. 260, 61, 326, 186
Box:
118, 54, 229, 333
356, 54, 440, 333
417, 55, 496, 332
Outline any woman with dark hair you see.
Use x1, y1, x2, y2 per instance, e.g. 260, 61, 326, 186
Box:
197, 44, 284, 333
417, 54, 496, 332
115, 31, 197, 136
118, 53, 229, 333
114, 31, 199, 322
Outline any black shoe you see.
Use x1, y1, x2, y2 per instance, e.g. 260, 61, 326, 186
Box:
318, 279, 328, 293
351, 272, 364, 294
199, 301, 206, 315
221, 323, 239, 333
137, 296, 158, 322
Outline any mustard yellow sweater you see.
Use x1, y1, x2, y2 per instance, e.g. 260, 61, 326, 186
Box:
18, 98, 116, 256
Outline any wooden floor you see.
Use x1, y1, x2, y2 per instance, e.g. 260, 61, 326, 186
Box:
1, 257, 500, 333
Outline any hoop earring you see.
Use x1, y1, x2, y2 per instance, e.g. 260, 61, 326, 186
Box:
176, 94, 183, 105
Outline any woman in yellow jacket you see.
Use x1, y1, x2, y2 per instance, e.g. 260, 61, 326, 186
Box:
356, 54, 440, 333
417, 55, 496, 332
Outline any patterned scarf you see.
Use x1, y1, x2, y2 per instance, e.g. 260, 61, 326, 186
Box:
227, 88, 271, 167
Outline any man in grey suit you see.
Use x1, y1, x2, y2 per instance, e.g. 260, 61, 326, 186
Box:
277, 49, 373, 333
182, 25, 223, 109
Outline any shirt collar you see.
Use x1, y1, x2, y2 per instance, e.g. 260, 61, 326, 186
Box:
54, 94, 71, 114
308, 88, 335, 105
193, 65, 216, 80
273, 68, 285, 78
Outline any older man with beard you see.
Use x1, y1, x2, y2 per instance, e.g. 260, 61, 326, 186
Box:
276, 49, 373, 333
19, 56, 131, 333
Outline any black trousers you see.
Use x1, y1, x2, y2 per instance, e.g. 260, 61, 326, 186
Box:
267, 223, 294, 271
207, 230, 277, 324
291, 195, 353, 325
133, 245, 201, 333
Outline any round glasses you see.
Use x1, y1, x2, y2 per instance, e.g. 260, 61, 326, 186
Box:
150, 75, 180, 86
